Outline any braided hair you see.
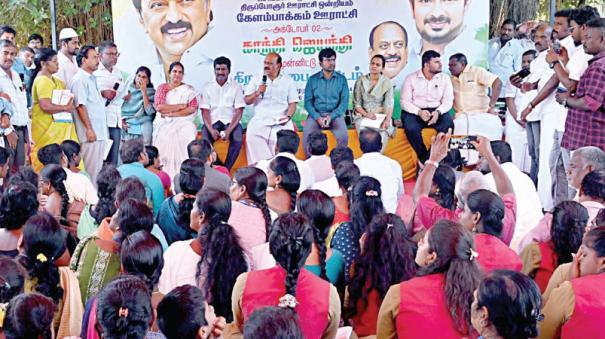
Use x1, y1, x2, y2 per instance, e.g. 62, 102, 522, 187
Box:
349, 176, 385, 239
40, 164, 69, 224
195, 190, 247, 322
269, 213, 314, 306
234, 167, 272, 241
176, 159, 205, 228
269, 157, 301, 213
296, 190, 335, 281
551, 201, 588, 266
91, 164, 122, 225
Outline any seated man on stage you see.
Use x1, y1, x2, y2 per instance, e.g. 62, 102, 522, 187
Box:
303, 48, 349, 157
244, 52, 299, 165
200, 56, 245, 170
449, 53, 504, 141
400, 50, 454, 168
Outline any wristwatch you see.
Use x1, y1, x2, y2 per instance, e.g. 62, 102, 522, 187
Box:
425, 160, 439, 168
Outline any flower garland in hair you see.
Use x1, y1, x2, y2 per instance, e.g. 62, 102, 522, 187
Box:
365, 190, 378, 197
278, 294, 298, 309
468, 248, 479, 261
0, 301, 8, 328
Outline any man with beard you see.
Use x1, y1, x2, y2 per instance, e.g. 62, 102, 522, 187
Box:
131, 0, 214, 91
368, 21, 409, 81
200, 56, 245, 170
303, 48, 349, 158
56, 28, 81, 85
406, 0, 482, 71
488, 19, 525, 97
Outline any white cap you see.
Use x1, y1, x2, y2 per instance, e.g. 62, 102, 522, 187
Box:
59, 28, 78, 40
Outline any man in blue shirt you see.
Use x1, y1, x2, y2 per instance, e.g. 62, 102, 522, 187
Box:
117, 139, 165, 216
488, 19, 525, 97
303, 48, 349, 157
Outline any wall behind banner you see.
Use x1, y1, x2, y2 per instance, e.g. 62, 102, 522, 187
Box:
112, 0, 488, 128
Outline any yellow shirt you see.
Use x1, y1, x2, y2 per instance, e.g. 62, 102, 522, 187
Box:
451, 65, 498, 114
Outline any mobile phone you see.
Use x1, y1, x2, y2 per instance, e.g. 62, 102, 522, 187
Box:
449, 135, 477, 150
511, 68, 531, 80
553, 40, 562, 54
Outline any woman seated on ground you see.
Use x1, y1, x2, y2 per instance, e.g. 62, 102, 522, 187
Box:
158, 189, 247, 322
0, 181, 39, 257
331, 161, 360, 227
40, 164, 82, 243
156, 159, 204, 245
331, 176, 385, 283
266, 156, 301, 218
145, 145, 173, 198
377, 220, 482, 338
459, 189, 523, 273
0, 257, 26, 335
76, 165, 121, 239
243, 306, 303, 339
539, 227, 605, 338
471, 270, 543, 339
230, 213, 341, 339
520, 201, 588, 293
229, 167, 273, 260
18, 212, 83, 338
2, 293, 56, 339
345, 213, 417, 338
60, 140, 86, 176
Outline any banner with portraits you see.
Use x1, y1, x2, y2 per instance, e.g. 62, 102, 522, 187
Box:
112, 0, 489, 124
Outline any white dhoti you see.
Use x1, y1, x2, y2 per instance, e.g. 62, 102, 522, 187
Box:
245, 117, 294, 165
454, 112, 504, 165
537, 111, 557, 211
505, 111, 532, 173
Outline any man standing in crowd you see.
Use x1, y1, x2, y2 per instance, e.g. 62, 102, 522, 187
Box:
368, 21, 409, 81
28, 33, 44, 52
558, 18, 605, 152
303, 48, 349, 157
0, 40, 29, 173
70, 45, 109, 185
244, 53, 299, 165
12, 47, 34, 108
449, 53, 503, 140
489, 19, 525, 95
0, 26, 15, 42
95, 41, 125, 166
56, 27, 81, 85
200, 56, 245, 171
553, 9, 576, 53
401, 50, 454, 167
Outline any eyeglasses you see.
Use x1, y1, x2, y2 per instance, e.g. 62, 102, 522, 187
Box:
104, 52, 120, 57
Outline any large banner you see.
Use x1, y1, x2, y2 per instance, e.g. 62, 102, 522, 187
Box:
112, 0, 488, 124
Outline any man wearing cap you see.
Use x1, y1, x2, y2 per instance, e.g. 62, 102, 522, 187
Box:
56, 28, 81, 85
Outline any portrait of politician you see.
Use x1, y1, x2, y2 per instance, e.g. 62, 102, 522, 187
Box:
131, 0, 214, 91
368, 21, 409, 81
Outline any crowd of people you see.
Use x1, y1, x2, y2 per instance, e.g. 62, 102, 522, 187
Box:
0, 5, 604, 339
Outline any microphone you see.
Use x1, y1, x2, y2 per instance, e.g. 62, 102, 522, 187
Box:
105, 82, 120, 107
261, 74, 267, 99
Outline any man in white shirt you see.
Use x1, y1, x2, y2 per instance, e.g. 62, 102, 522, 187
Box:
244, 53, 299, 165
304, 130, 333, 183
256, 129, 314, 193
200, 56, 245, 171
56, 28, 80, 85
489, 19, 525, 95
94, 41, 126, 166
355, 129, 403, 213
479, 141, 543, 250
0, 39, 29, 172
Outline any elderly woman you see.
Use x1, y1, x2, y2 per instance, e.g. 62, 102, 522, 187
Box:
352, 54, 395, 153
152, 61, 199, 179
121, 66, 156, 145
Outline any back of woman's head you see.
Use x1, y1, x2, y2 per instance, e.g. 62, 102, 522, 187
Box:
431, 165, 456, 210
269, 213, 314, 305
19, 212, 66, 304
115, 177, 147, 205
475, 270, 542, 339
0, 257, 25, 304
270, 156, 301, 212
120, 231, 164, 292
466, 189, 505, 237
40, 163, 69, 219
551, 201, 588, 266
234, 167, 271, 239
296, 190, 334, 280
7, 166, 38, 189
243, 306, 304, 339
594, 209, 605, 228
3, 293, 55, 339
92, 164, 122, 224
177, 159, 205, 227
347, 213, 417, 319
97, 275, 152, 339
584, 226, 605, 258
349, 176, 385, 238
196, 190, 246, 322
116, 198, 154, 241
335, 161, 360, 191
157, 285, 208, 339
422, 220, 482, 333
0, 181, 39, 230
60, 140, 80, 165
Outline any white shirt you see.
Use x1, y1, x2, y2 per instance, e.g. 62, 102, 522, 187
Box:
312, 176, 342, 197
560, 35, 577, 59
526, 50, 567, 125
256, 152, 315, 193
504, 78, 538, 122
567, 45, 592, 82
157, 239, 200, 295
488, 38, 525, 94
64, 169, 98, 205
354, 152, 403, 213
0, 67, 28, 126
245, 73, 299, 122
94, 63, 127, 128
484, 162, 543, 251
304, 155, 334, 183
200, 78, 245, 124
56, 51, 79, 86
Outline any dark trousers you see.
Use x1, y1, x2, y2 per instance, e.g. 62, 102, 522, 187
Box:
201, 121, 243, 170
10, 125, 28, 174
106, 127, 121, 165
401, 109, 454, 163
